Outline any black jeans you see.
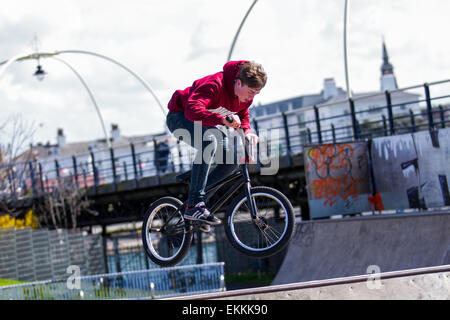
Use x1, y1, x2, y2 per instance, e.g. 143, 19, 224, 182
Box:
166, 112, 239, 207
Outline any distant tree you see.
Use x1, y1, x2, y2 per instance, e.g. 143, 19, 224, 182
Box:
0, 114, 96, 229
0, 114, 36, 216
35, 176, 96, 229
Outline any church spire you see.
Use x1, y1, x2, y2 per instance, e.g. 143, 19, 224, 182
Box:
380, 38, 398, 91
381, 40, 393, 75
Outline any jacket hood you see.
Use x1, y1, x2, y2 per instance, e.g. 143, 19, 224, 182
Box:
222, 60, 247, 97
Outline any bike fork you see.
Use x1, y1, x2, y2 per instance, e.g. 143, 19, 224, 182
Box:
242, 164, 258, 220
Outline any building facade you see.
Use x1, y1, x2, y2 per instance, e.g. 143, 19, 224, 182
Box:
250, 41, 421, 152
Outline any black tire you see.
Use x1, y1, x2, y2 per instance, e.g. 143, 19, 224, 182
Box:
224, 186, 295, 258
141, 197, 193, 267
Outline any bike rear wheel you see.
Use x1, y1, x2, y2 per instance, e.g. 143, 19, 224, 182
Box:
141, 197, 192, 267
224, 186, 295, 258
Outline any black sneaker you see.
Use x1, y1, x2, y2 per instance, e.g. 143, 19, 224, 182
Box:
184, 202, 222, 225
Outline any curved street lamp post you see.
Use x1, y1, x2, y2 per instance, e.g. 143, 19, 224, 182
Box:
344, 0, 352, 99
227, 0, 258, 62
0, 50, 167, 148
50, 56, 111, 147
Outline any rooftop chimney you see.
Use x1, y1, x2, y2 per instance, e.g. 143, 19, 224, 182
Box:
323, 78, 338, 100
57, 128, 66, 147
111, 123, 121, 142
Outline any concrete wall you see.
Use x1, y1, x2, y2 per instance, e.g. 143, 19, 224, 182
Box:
304, 142, 372, 218
272, 212, 450, 285
372, 128, 450, 210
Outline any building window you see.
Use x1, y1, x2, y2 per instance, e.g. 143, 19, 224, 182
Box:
292, 100, 303, 109
279, 103, 288, 113
255, 107, 264, 117
266, 104, 278, 115
297, 113, 306, 127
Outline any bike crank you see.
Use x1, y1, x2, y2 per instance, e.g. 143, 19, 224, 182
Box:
190, 221, 212, 233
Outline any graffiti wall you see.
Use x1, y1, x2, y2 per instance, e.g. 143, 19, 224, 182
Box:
304, 128, 450, 218
304, 142, 372, 218
371, 128, 450, 210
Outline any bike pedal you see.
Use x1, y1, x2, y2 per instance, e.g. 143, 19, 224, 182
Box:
192, 221, 211, 233
199, 224, 211, 233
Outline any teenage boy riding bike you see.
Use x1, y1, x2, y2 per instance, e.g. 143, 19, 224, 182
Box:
166, 60, 267, 226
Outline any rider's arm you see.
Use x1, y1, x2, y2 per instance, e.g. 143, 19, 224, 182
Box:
184, 83, 225, 126
236, 107, 259, 145
236, 106, 252, 134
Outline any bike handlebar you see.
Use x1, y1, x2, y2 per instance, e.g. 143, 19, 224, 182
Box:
223, 115, 254, 163
225, 115, 234, 123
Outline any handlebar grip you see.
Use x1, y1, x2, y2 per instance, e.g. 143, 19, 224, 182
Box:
225, 115, 234, 123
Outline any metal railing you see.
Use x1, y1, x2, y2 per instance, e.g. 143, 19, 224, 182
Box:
0, 262, 225, 300
251, 79, 450, 161
105, 230, 219, 273
1, 79, 450, 199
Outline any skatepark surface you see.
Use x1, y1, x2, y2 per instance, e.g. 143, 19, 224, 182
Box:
173, 264, 450, 300
170, 210, 450, 300
272, 210, 450, 285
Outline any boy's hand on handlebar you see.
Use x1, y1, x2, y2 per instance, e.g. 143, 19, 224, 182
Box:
223, 114, 241, 130
245, 132, 259, 146
244, 132, 259, 164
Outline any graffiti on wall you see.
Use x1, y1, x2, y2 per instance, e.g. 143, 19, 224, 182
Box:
304, 142, 372, 218
371, 128, 450, 210
304, 128, 450, 218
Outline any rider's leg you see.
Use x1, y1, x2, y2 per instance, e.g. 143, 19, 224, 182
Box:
187, 132, 216, 206
185, 131, 222, 225
206, 164, 239, 187
206, 137, 239, 187
206, 130, 239, 187
166, 112, 222, 225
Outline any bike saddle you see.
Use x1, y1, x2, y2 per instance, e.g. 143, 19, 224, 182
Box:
175, 170, 191, 183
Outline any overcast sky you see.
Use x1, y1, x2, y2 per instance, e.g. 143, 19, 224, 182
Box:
1, 0, 450, 146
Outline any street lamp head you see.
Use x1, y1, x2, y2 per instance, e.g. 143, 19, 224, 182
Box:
33, 64, 46, 81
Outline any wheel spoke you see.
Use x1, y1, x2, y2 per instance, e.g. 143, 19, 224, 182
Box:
229, 190, 291, 253
143, 201, 187, 263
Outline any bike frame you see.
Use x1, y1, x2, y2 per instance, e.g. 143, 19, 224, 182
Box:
191, 128, 258, 219
163, 129, 259, 232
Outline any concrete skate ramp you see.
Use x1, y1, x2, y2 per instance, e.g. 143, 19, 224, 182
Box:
272, 211, 450, 285
237, 267, 450, 299
168, 265, 450, 300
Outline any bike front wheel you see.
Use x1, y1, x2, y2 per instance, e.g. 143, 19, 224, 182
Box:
225, 186, 296, 258
141, 197, 192, 267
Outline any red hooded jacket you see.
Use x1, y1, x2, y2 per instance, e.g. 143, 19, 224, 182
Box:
167, 60, 253, 134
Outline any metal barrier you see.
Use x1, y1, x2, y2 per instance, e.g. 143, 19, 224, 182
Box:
0, 262, 225, 300
106, 232, 218, 273
0, 227, 104, 282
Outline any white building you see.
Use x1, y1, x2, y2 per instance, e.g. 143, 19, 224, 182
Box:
251, 41, 421, 152
24, 124, 184, 190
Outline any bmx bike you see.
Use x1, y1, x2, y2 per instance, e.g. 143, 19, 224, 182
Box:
142, 126, 296, 267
